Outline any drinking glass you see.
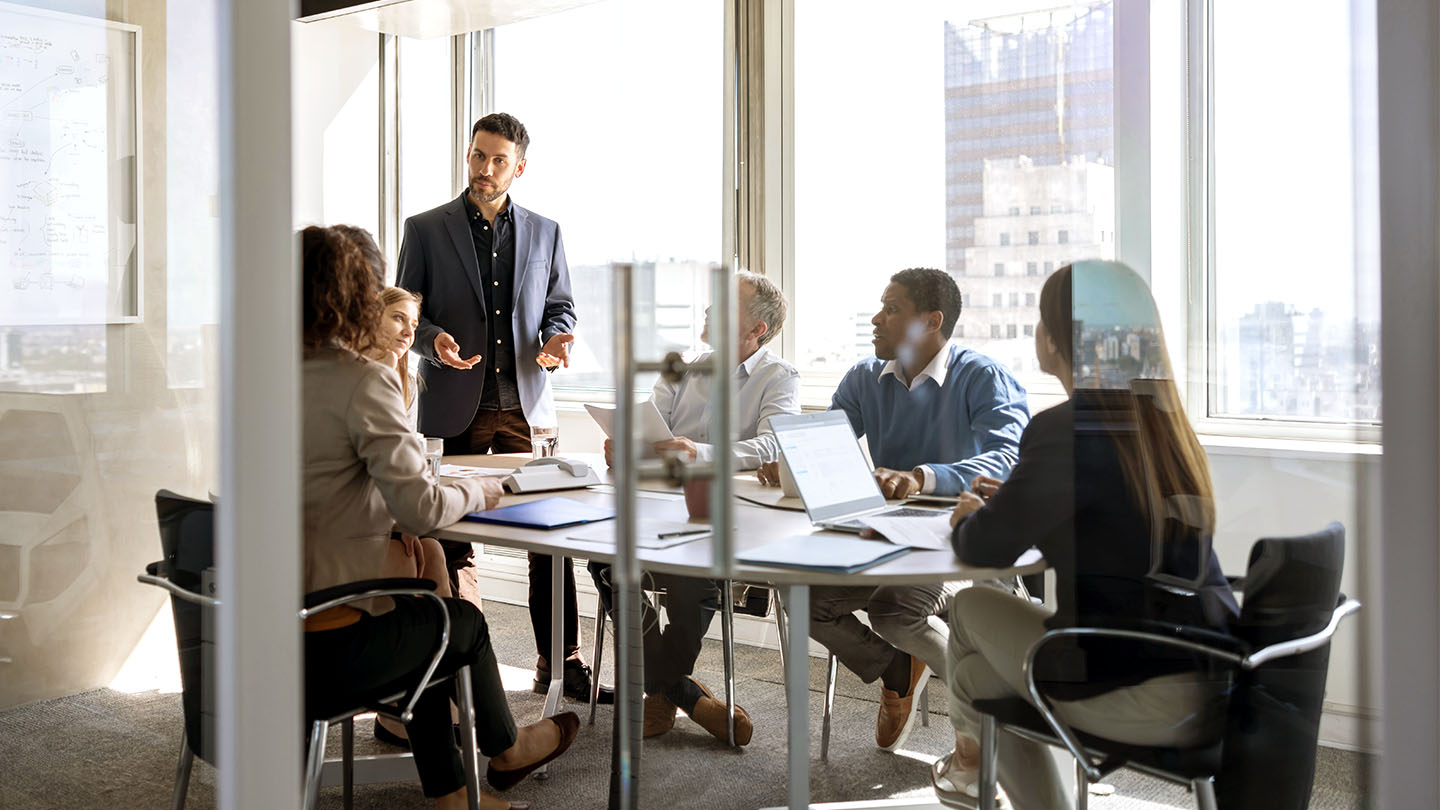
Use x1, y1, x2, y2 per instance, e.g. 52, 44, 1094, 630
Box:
530, 425, 558, 459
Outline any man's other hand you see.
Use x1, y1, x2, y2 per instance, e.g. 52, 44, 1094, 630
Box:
756, 461, 782, 488
435, 332, 481, 370
873, 467, 923, 500
603, 438, 614, 467
537, 333, 575, 369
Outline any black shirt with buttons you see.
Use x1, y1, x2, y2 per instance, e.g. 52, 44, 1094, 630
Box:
463, 193, 521, 411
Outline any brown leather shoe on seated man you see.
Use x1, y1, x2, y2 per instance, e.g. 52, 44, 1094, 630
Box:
644, 692, 678, 737
876, 654, 931, 751
686, 676, 754, 746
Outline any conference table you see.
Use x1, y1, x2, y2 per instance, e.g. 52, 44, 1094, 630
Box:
327, 452, 1044, 809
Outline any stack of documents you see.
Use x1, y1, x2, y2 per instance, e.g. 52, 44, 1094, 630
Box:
438, 464, 510, 479
738, 535, 910, 573
858, 514, 953, 551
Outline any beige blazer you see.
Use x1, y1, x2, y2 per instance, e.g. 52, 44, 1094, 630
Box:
303, 346, 492, 613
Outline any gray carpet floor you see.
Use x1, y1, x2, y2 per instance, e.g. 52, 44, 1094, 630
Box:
0, 601, 1372, 809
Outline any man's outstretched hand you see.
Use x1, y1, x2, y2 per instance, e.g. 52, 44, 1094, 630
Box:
537, 333, 575, 369
435, 332, 481, 370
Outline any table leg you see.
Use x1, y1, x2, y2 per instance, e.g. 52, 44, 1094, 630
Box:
537, 553, 566, 779
781, 584, 810, 810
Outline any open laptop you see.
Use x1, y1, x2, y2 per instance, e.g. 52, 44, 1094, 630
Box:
769, 411, 948, 533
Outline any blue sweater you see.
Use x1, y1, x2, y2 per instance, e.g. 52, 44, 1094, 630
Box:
830, 345, 1029, 496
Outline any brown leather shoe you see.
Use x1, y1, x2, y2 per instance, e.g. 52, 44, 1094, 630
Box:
876, 656, 931, 751
643, 691, 677, 737
685, 677, 753, 746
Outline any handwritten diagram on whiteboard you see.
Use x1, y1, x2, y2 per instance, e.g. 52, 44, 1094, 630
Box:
0, 3, 140, 325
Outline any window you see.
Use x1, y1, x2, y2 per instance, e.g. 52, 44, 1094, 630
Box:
1057, 229, 1070, 244
993, 263, 1005, 276
990, 324, 1002, 338
1026, 262, 1038, 276
1025, 292, 1036, 306
999, 233, 1011, 246
992, 293, 1003, 307
963, 293, 973, 308
1050, 204, 1063, 213
956, 324, 965, 339
1023, 324, 1034, 337
1007, 206, 1020, 216
1029, 205, 1041, 215
1044, 261, 1055, 274
1006, 324, 1018, 339
489, 0, 722, 395
1008, 292, 1019, 307
1027, 231, 1039, 245
1207, 0, 1379, 425
398, 36, 454, 242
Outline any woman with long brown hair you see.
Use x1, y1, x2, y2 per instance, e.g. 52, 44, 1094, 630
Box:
934, 261, 1238, 810
299, 225, 577, 810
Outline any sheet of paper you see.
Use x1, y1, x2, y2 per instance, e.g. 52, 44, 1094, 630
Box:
568, 520, 712, 549
583, 402, 674, 453
858, 513, 953, 551
438, 464, 510, 479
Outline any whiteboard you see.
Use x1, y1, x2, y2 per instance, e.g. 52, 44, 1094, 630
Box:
0, 2, 141, 325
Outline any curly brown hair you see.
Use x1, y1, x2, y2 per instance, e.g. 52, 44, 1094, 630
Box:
301, 225, 382, 355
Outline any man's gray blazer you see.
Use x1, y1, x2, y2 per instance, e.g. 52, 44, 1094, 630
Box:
396, 193, 576, 438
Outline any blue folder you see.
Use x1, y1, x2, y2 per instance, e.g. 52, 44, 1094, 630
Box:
464, 496, 616, 530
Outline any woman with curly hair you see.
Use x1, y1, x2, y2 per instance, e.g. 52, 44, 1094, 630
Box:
299, 225, 577, 810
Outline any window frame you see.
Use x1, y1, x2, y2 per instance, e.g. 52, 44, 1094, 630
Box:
1184, 0, 1380, 443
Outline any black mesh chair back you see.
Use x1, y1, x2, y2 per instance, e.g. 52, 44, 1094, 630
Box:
152, 490, 217, 766
1217, 522, 1345, 809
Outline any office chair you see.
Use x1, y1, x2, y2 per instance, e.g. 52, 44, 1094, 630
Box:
139, 490, 488, 810
969, 522, 1359, 810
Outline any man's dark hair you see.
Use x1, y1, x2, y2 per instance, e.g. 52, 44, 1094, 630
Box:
890, 267, 963, 339
471, 112, 530, 157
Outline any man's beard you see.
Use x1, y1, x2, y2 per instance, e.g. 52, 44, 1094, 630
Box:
469, 178, 507, 203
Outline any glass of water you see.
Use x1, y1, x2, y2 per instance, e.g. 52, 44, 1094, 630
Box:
530, 424, 558, 459
424, 437, 444, 478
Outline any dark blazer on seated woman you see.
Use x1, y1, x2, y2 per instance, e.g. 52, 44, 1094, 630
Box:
951, 392, 1240, 695
303, 344, 491, 610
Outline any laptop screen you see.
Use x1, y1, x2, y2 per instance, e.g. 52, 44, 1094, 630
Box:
770, 411, 886, 523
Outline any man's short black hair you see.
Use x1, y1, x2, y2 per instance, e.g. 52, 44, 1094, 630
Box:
471, 112, 530, 157
890, 267, 963, 339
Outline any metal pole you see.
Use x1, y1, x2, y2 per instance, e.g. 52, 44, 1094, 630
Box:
710, 264, 736, 579
610, 263, 641, 810
217, 1, 300, 809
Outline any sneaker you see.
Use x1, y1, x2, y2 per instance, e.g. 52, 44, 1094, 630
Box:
931, 753, 1009, 808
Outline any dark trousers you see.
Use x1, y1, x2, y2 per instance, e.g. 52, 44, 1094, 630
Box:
305, 597, 518, 798
588, 561, 720, 695
442, 406, 580, 663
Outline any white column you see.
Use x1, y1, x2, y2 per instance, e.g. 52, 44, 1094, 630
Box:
1378, 0, 1440, 804
216, 1, 300, 809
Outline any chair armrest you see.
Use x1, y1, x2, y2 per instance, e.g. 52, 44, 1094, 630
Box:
302, 577, 435, 611
137, 565, 221, 608
1020, 625, 1249, 783
300, 578, 447, 725
1243, 597, 1362, 669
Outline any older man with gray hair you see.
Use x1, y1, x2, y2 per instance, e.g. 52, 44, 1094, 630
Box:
593, 270, 799, 746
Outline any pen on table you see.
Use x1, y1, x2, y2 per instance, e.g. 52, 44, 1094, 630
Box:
656, 528, 710, 539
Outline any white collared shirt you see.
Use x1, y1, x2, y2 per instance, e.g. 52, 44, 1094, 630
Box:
650, 345, 801, 470
876, 346, 953, 493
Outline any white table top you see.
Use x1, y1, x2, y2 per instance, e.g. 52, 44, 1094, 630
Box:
433, 454, 1045, 587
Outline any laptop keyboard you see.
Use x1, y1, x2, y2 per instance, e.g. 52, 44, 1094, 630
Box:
832, 507, 945, 531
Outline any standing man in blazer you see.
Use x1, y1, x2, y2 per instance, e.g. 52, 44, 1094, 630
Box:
398, 112, 611, 703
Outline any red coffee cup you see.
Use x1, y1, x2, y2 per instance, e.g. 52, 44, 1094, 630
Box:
683, 479, 710, 519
